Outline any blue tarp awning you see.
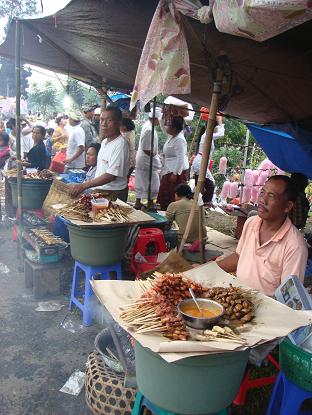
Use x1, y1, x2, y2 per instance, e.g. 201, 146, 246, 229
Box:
247, 124, 312, 179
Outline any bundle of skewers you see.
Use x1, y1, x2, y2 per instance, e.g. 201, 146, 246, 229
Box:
31, 229, 65, 245
191, 325, 247, 344
58, 193, 103, 222
94, 203, 133, 223
59, 193, 133, 223
120, 274, 206, 341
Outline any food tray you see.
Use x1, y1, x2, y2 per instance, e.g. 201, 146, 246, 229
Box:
22, 228, 67, 257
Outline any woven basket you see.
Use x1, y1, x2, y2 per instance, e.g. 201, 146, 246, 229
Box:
43, 179, 77, 214
85, 351, 136, 415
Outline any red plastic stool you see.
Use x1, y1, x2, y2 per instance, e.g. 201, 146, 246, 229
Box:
131, 228, 166, 277
233, 353, 280, 406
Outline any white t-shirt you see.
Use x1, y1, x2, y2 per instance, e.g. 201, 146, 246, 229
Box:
66, 124, 85, 168
162, 131, 189, 175
95, 135, 129, 191
136, 120, 161, 170
21, 131, 34, 155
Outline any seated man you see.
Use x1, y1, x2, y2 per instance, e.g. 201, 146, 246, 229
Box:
217, 175, 308, 297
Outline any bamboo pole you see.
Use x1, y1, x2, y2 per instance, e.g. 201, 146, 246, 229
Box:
187, 116, 201, 159
147, 97, 157, 205
239, 129, 250, 204
15, 19, 23, 259
178, 68, 224, 254
198, 204, 205, 263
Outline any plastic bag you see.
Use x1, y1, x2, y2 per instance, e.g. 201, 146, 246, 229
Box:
50, 150, 66, 173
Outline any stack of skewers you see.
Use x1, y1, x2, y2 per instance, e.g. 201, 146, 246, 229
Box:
59, 193, 133, 223
120, 274, 206, 341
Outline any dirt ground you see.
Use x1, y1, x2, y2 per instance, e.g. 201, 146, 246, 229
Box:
0, 224, 98, 415
205, 210, 237, 237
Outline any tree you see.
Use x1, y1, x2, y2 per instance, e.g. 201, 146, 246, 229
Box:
0, 58, 32, 97
63, 78, 98, 108
0, 0, 37, 98
28, 81, 59, 115
0, 0, 37, 19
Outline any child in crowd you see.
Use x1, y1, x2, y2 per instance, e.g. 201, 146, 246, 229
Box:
0, 133, 10, 168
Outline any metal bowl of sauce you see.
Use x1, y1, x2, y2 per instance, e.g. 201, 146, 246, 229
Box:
178, 298, 224, 330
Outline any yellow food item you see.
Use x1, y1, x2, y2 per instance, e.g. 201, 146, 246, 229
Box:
181, 304, 220, 318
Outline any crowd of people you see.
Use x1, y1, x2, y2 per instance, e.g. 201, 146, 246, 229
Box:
1, 104, 311, 299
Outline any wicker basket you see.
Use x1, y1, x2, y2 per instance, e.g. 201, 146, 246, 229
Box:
85, 351, 136, 415
43, 179, 77, 214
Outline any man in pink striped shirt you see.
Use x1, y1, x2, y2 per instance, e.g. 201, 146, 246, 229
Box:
217, 175, 308, 297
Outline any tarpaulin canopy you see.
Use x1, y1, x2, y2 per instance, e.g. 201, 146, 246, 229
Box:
0, 0, 312, 129
248, 124, 312, 179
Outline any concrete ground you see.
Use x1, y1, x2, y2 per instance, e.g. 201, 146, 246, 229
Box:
0, 224, 100, 415
0, 209, 238, 415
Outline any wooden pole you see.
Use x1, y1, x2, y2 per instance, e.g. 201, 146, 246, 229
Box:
178, 68, 224, 254
198, 204, 205, 263
15, 19, 22, 246
187, 116, 201, 159
239, 129, 250, 204
147, 97, 157, 206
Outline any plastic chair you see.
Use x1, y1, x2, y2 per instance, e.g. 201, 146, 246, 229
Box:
233, 353, 280, 406
69, 260, 122, 326
267, 372, 312, 415
133, 228, 166, 256
132, 390, 228, 415
131, 228, 166, 277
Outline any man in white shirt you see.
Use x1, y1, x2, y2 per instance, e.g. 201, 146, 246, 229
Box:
80, 105, 99, 147
134, 107, 162, 209
63, 111, 85, 169
21, 119, 34, 158
69, 106, 129, 202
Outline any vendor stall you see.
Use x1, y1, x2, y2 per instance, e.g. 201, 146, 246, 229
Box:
90, 261, 312, 413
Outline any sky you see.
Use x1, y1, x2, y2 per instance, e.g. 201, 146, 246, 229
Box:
1, 0, 71, 86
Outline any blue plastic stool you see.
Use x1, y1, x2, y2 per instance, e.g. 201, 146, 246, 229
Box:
267, 372, 312, 415
69, 260, 122, 326
132, 390, 228, 415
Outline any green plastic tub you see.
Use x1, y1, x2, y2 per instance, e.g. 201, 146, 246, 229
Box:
135, 342, 249, 414
9, 178, 52, 209
67, 224, 128, 266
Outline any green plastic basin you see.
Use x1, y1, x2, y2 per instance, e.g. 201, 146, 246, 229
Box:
67, 224, 128, 266
135, 342, 249, 414
9, 178, 52, 209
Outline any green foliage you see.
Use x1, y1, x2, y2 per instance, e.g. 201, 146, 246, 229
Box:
63, 78, 98, 108
0, 58, 32, 98
27, 81, 58, 114
0, 0, 37, 19
0, 0, 37, 98
223, 117, 247, 145
27, 77, 99, 115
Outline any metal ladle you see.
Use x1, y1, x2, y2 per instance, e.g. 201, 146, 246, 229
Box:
189, 288, 202, 315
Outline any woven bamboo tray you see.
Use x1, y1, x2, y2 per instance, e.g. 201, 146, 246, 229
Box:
85, 351, 136, 415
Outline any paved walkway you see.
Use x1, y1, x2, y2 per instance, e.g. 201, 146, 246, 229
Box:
0, 225, 97, 415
